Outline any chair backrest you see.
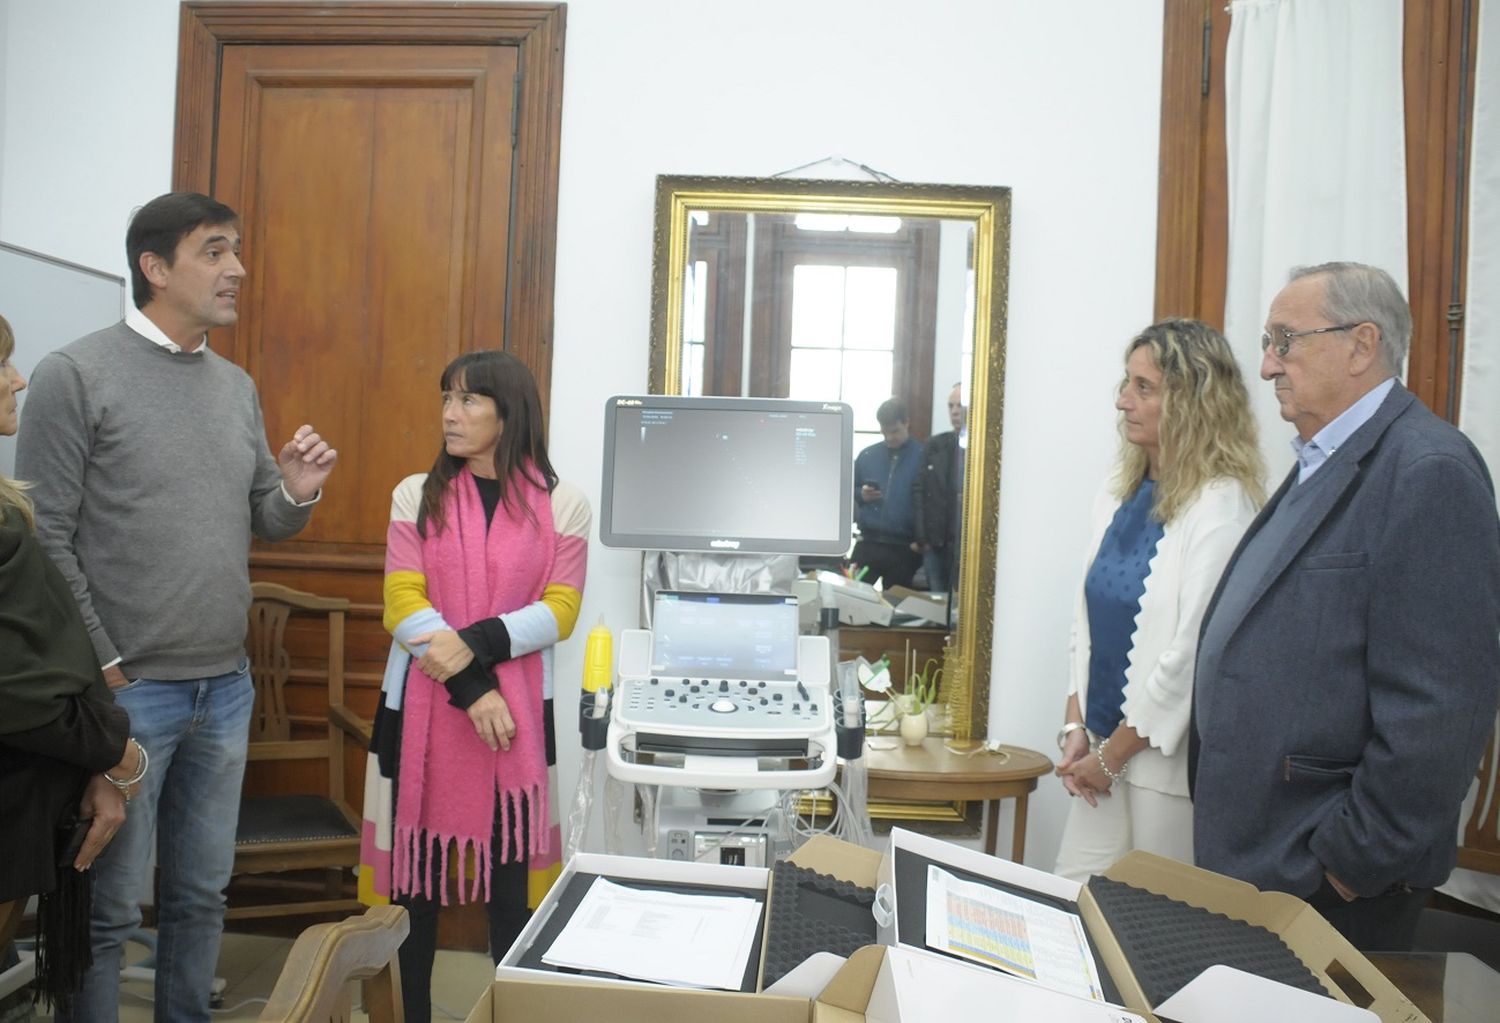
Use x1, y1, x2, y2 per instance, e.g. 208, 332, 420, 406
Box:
259, 905, 409, 1023
234, 582, 367, 922
1458, 709, 1500, 875
246, 582, 351, 794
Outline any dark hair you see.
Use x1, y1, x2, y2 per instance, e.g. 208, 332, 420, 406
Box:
418, 350, 557, 537
875, 397, 909, 429
126, 192, 240, 309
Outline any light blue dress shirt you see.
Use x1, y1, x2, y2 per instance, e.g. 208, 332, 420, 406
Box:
1292, 377, 1396, 483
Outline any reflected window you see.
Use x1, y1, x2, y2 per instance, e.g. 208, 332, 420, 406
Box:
788, 264, 898, 449
753, 214, 943, 450
682, 259, 709, 395
686, 211, 947, 444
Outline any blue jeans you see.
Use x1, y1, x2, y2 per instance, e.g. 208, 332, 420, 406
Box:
922, 546, 953, 593
59, 664, 253, 1023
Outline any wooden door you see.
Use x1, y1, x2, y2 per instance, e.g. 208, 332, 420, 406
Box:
172, 3, 565, 945
213, 41, 518, 557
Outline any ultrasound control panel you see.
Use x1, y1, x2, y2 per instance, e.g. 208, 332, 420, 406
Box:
615, 676, 830, 733
606, 611, 836, 789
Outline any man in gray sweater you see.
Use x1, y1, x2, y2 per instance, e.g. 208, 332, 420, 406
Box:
16, 192, 337, 1022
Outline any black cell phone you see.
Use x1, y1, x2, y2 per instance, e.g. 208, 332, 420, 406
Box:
58, 817, 93, 867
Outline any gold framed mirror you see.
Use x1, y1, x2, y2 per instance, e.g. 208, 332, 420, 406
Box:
648, 175, 1011, 748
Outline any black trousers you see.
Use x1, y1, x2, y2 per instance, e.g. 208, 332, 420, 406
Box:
1306, 877, 1430, 952
851, 539, 922, 589
395, 801, 532, 1023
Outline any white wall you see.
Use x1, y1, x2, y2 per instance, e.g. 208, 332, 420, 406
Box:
0, 1, 179, 273
0, 0, 1164, 871
0, 1, 8, 229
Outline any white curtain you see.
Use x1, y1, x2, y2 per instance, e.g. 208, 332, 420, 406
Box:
1445, 0, 1500, 917
1461, 4, 1500, 466
1224, 0, 1407, 480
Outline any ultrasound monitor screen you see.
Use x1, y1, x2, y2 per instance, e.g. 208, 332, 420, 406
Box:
600, 395, 853, 555
651, 592, 799, 680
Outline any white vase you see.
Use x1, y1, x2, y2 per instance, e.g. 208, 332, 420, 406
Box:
899, 708, 929, 746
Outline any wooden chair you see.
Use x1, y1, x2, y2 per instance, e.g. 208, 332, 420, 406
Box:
0, 900, 34, 1002
259, 905, 409, 1023
1413, 711, 1500, 970
232, 582, 370, 921
1457, 710, 1500, 876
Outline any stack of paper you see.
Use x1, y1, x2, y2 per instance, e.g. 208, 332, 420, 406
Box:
542, 877, 764, 990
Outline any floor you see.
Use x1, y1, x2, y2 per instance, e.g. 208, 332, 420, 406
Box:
30, 930, 496, 1022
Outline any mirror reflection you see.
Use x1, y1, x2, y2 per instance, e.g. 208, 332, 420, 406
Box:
650, 177, 1010, 746
678, 209, 973, 595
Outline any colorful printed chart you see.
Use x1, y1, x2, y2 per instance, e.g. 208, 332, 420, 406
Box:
924, 865, 1105, 1002
945, 890, 1038, 977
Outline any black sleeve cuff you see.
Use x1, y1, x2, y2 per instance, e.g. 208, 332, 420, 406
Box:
458, 618, 512, 672
444, 663, 495, 711
1, 695, 130, 771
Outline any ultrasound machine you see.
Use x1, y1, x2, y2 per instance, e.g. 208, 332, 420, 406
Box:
607, 591, 836, 790
596, 394, 864, 864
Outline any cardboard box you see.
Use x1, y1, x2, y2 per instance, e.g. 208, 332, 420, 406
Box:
813, 945, 1147, 1023
494, 851, 772, 993
883, 586, 949, 626
755, 835, 885, 990
465, 973, 810, 1023
467, 837, 881, 1022
469, 831, 1410, 1023
876, 828, 1424, 1023
818, 571, 893, 626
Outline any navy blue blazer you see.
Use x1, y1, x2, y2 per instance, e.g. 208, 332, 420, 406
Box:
1190, 382, 1500, 898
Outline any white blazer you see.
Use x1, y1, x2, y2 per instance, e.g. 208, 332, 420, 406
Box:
1068, 477, 1257, 797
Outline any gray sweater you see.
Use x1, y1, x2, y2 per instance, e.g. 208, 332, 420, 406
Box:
15, 321, 312, 680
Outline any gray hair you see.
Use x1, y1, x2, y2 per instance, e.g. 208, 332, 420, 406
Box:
1288, 262, 1411, 374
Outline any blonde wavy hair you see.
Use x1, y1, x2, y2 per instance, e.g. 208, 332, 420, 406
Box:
1112, 318, 1265, 523
0, 313, 35, 530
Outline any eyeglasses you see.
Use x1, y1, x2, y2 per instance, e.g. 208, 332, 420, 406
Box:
1260, 323, 1362, 358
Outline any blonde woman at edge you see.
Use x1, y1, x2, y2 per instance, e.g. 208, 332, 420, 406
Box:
1054, 319, 1264, 881
0, 314, 143, 1012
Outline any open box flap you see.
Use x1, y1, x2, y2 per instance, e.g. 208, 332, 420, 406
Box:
1155, 965, 1378, 1023
1100, 851, 1428, 1023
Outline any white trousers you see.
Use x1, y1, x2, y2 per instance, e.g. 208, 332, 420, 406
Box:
1053, 780, 1194, 883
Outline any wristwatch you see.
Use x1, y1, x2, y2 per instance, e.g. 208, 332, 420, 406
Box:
1056, 721, 1088, 751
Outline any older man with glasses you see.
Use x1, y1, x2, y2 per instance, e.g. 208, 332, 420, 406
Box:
1189, 261, 1500, 952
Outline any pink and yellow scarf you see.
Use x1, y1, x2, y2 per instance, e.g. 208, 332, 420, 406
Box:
393, 467, 555, 904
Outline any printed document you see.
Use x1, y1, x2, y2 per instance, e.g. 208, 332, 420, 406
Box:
542, 877, 764, 990
924, 864, 1105, 1001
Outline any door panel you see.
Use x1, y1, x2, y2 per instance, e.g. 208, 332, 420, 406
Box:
175, 4, 565, 947
215, 44, 517, 552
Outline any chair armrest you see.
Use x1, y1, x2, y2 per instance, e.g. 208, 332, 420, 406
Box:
329, 704, 373, 745
260, 905, 408, 1021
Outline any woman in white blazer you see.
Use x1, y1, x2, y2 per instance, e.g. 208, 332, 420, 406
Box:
1054, 319, 1265, 882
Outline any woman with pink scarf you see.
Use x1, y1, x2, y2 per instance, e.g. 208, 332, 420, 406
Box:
357, 350, 590, 1023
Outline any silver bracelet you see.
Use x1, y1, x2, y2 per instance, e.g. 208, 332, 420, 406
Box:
1056, 720, 1088, 751
105, 738, 149, 789
1096, 736, 1127, 784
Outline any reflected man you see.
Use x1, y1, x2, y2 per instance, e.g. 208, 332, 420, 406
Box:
914, 382, 966, 592
852, 397, 924, 588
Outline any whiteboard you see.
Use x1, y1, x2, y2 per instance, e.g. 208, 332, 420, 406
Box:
0, 242, 125, 478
